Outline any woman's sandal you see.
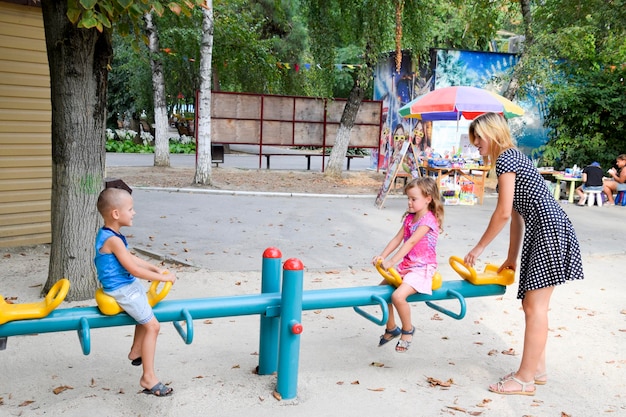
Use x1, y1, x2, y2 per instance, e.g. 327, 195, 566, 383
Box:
490, 375, 535, 396
395, 326, 415, 353
501, 371, 547, 385
378, 326, 401, 347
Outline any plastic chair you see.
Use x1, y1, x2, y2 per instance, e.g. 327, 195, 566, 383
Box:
584, 190, 603, 207
616, 190, 626, 206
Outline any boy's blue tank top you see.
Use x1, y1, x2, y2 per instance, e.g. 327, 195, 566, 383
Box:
94, 227, 136, 291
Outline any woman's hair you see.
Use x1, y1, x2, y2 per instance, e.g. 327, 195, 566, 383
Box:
404, 177, 444, 230
468, 112, 515, 167
617, 154, 626, 161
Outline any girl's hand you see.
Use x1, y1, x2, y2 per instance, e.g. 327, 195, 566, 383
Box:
381, 260, 393, 271
372, 255, 383, 267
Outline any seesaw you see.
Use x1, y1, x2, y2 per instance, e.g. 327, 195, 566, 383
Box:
0, 248, 514, 401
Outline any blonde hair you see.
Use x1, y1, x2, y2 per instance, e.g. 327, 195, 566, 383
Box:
468, 112, 515, 168
404, 177, 444, 231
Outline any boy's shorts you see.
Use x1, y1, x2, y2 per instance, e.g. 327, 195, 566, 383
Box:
105, 279, 154, 324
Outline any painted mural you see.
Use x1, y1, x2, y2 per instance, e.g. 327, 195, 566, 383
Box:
372, 49, 547, 170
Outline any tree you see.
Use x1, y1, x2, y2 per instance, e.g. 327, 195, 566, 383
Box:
145, 12, 170, 167
41, 0, 203, 300
194, 2, 214, 185
519, 0, 626, 168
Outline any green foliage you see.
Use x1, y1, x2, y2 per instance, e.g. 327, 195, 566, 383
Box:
525, 0, 626, 169
542, 65, 626, 169
105, 139, 196, 154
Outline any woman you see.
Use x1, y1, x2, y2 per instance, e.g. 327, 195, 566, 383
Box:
464, 113, 583, 396
603, 154, 626, 205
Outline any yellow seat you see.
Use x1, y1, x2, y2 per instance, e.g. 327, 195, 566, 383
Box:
0, 278, 70, 325
376, 261, 442, 290
448, 256, 515, 286
95, 280, 172, 316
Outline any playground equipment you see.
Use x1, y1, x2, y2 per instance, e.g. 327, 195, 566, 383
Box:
0, 278, 70, 325
375, 260, 443, 290
95, 280, 173, 315
0, 248, 513, 400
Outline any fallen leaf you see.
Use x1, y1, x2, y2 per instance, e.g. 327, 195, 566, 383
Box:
19, 400, 34, 407
426, 376, 453, 387
325, 270, 340, 274
231, 364, 240, 369
487, 349, 498, 356
336, 381, 344, 385
326, 315, 334, 320
193, 375, 204, 379
235, 281, 241, 286
53, 385, 73, 395
370, 362, 385, 367
431, 313, 443, 321
502, 348, 516, 355
351, 380, 360, 385
367, 387, 385, 392
259, 396, 265, 401
447, 406, 467, 412
469, 411, 484, 416
474, 342, 484, 345
272, 391, 282, 401
561, 412, 572, 417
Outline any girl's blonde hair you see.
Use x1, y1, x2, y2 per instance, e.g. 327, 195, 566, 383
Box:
404, 177, 444, 231
468, 112, 515, 168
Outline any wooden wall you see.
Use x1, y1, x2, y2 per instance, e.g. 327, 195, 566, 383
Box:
0, 2, 51, 247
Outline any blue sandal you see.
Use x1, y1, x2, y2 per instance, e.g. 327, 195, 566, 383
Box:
395, 326, 415, 353
378, 326, 401, 347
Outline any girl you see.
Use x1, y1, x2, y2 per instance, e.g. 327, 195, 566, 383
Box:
602, 154, 626, 205
373, 177, 444, 353
464, 113, 583, 396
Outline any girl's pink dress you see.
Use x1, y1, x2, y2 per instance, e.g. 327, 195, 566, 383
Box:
397, 211, 439, 295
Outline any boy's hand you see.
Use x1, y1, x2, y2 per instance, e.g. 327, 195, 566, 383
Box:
162, 270, 177, 284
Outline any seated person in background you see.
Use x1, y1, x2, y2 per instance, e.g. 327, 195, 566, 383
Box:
575, 161, 604, 206
603, 154, 626, 205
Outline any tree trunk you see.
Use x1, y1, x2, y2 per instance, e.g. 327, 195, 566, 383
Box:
195, 3, 214, 185
145, 12, 170, 167
41, 0, 111, 300
504, 0, 533, 100
324, 74, 365, 179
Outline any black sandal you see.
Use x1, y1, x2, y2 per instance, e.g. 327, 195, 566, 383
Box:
378, 326, 401, 347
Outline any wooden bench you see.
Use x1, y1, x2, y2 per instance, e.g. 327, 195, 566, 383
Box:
261, 153, 364, 170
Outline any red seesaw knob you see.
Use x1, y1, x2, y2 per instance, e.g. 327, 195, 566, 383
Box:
291, 323, 303, 334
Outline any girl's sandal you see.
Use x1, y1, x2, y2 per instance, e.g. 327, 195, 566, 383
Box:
395, 326, 415, 353
378, 326, 401, 347
489, 375, 535, 396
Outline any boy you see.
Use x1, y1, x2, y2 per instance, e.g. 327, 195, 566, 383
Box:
95, 187, 176, 397
575, 161, 604, 206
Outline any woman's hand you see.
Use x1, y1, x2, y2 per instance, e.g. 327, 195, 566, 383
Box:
464, 245, 484, 267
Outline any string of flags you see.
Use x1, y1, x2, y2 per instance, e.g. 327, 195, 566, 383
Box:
276, 63, 366, 71
161, 49, 365, 71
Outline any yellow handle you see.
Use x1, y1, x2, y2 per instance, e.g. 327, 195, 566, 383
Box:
448, 256, 515, 286
95, 280, 172, 316
0, 278, 70, 325
376, 261, 442, 290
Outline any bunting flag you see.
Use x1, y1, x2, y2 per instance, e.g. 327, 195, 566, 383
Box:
161, 47, 365, 71
277, 62, 366, 71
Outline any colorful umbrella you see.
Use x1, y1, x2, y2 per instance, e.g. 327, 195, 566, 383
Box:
398, 86, 524, 121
